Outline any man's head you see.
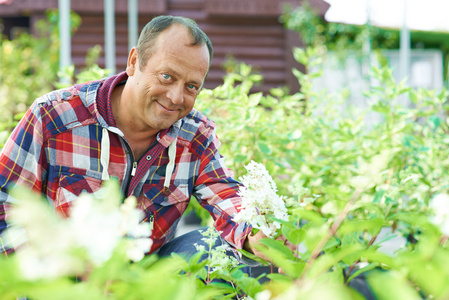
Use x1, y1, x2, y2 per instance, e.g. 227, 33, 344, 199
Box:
119, 16, 211, 137
136, 15, 213, 71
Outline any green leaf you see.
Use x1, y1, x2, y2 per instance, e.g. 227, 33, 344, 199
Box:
338, 217, 384, 236
13, 112, 26, 121
367, 270, 422, 300
253, 239, 304, 278
282, 226, 303, 245
292, 47, 308, 65
323, 237, 341, 252
372, 189, 386, 204
233, 154, 248, 163
257, 141, 272, 154
358, 249, 395, 267
292, 68, 305, 81
257, 239, 296, 261
409, 90, 419, 104
346, 262, 380, 283
248, 92, 262, 107
308, 244, 363, 279
236, 248, 269, 265
429, 116, 441, 129
388, 212, 432, 229
291, 208, 324, 224
270, 88, 285, 98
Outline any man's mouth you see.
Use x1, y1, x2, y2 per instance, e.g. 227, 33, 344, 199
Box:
157, 101, 177, 112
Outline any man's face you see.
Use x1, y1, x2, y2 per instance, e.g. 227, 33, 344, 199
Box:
125, 24, 210, 134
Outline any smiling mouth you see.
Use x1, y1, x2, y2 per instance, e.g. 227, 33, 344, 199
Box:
157, 101, 177, 112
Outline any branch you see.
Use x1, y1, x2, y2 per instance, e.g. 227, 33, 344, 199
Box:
344, 234, 378, 284
301, 189, 362, 278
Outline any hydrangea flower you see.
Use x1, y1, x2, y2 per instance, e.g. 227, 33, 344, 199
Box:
2, 183, 152, 280
233, 161, 289, 237
194, 227, 239, 274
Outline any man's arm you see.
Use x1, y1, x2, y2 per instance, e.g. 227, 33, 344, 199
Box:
191, 126, 252, 250
0, 101, 46, 254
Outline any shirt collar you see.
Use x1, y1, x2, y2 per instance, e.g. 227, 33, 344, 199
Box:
97, 71, 128, 127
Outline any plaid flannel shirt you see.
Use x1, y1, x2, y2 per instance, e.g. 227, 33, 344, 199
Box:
0, 72, 251, 255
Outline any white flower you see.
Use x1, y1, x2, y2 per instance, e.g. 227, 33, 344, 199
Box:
196, 227, 239, 273
255, 290, 272, 300
16, 246, 84, 280
1, 183, 153, 280
118, 196, 153, 261
429, 193, 449, 235
200, 226, 222, 247
68, 194, 152, 265
119, 196, 147, 236
209, 244, 239, 273
69, 194, 123, 265
125, 238, 153, 262
194, 243, 206, 253
233, 161, 289, 237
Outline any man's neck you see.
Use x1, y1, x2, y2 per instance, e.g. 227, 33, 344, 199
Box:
110, 84, 157, 160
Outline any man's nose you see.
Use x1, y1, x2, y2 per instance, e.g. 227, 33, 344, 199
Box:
167, 84, 184, 105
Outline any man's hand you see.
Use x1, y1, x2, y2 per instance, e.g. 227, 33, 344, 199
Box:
243, 230, 297, 271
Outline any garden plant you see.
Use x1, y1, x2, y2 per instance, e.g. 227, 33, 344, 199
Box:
1, 9, 449, 300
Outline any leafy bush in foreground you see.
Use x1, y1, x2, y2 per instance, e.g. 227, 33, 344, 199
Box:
1, 22, 449, 298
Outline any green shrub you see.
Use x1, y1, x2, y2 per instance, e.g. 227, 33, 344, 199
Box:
2, 9, 449, 299
0, 10, 107, 149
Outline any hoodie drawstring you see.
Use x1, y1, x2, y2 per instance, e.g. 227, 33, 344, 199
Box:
163, 137, 177, 195
100, 128, 110, 180
101, 127, 177, 191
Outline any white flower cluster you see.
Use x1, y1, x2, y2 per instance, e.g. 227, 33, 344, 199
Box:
233, 161, 289, 238
429, 193, 449, 235
2, 186, 152, 280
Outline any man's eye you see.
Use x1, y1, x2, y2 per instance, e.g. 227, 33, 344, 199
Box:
187, 84, 197, 90
162, 74, 171, 80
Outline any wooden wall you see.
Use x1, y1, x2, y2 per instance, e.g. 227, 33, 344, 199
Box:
1, 0, 330, 93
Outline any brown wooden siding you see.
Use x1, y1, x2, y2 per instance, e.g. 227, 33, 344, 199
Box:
1, 0, 329, 93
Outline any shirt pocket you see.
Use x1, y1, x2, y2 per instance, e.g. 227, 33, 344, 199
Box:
55, 167, 103, 216
143, 183, 190, 207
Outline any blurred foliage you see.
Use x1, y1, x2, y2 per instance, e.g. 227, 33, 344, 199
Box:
3, 50, 449, 297
194, 45, 449, 298
0, 10, 108, 149
280, 1, 449, 83
56, 44, 110, 89
2, 4, 449, 299
0, 10, 80, 138
279, 2, 398, 62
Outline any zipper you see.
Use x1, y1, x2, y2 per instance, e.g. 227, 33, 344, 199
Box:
131, 161, 137, 176
122, 139, 136, 197
148, 212, 155, 230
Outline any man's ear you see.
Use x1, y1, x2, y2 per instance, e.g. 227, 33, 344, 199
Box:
126, 47, 138, 76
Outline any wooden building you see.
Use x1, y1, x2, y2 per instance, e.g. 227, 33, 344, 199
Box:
0, 0, 329, 92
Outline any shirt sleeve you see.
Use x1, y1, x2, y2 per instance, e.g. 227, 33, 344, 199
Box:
0, 101, 46, 255
192, 126, 252, 250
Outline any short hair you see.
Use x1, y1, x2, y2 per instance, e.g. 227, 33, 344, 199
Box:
136, 15, 213, 70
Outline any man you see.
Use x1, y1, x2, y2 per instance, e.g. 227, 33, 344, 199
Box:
0, 15, 281, 264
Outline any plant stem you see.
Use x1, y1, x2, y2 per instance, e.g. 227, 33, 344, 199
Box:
104, 280, 112, 296
206, 246, 212, 285
301, 189, 362, 278
440, 235, 448, 245
344, 234, 378, 284
231, 281, 240, 300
